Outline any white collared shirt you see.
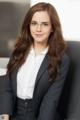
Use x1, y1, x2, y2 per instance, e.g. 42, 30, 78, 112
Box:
17, 47, 48, 99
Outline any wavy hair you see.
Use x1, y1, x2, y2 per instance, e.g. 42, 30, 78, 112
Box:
7, 2, 66, 80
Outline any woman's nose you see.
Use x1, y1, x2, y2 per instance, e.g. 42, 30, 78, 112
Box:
36, 24, 42, 31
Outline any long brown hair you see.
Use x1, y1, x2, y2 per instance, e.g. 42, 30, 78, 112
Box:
7, 2, 66, 80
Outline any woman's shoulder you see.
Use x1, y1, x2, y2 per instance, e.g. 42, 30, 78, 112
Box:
61, 52, 70, 65
59, 52, 70, 72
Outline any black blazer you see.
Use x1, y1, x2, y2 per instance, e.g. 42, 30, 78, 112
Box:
0, 53, 70, 120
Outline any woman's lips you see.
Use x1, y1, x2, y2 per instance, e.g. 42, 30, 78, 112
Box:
35, 34, 43, 37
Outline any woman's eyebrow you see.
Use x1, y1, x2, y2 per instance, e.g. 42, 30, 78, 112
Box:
31, 20, 50, 23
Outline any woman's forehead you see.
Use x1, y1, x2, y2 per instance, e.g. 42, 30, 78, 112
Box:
31, 11, 50, 22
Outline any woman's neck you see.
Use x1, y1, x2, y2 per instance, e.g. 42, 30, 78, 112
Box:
32, 43, 48, 54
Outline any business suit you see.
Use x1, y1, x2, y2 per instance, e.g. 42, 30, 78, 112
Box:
0, 53, 70, 120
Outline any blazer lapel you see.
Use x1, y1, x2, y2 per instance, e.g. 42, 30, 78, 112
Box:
34, 54, 49, 89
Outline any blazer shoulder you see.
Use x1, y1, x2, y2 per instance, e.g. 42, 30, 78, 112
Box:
61, 53, 70, 67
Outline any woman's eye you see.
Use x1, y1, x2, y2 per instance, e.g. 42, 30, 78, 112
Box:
44, 23, 48, 26
42, 23, 49, 26
31, 22, 37, 25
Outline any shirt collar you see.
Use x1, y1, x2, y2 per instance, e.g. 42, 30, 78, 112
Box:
30, 46, 48, 55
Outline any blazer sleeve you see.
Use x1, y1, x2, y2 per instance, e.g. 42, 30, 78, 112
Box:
37, 54, 70, 120
0, 67, 13, 115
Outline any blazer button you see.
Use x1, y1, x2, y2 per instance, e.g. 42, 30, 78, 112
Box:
25, 102, 28, 107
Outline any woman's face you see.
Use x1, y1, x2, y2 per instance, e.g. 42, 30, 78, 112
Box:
30, 11, 52, 46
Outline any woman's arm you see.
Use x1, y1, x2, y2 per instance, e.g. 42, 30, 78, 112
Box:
0, 72, 13, 115
37, 54, 70, 120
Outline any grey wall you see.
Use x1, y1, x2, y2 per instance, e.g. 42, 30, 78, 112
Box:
0, 1, 30, 57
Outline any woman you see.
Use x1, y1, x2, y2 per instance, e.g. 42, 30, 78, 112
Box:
0, 2, 70, 120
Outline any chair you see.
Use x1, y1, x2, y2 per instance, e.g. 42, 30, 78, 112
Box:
58, 41, 80, 120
